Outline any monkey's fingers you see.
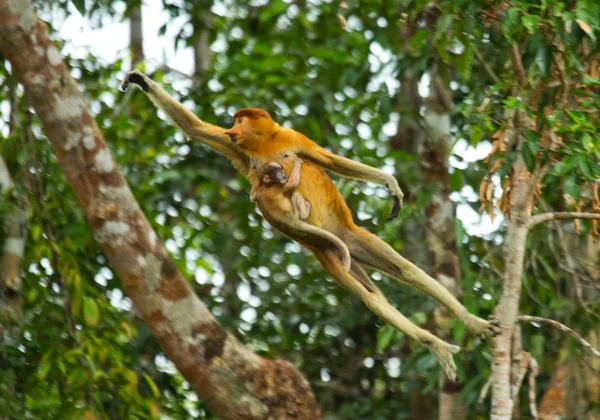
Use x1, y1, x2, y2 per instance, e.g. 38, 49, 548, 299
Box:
427, 342, 461, 383
120, 70, 150, 92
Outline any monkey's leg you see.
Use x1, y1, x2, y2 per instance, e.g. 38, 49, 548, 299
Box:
315, 250, 461, 382
291, 192, 310, 220
347, 229, 500, 336
121, 71, 249, 174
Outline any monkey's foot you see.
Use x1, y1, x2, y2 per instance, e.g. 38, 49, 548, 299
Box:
120, 70, 150, 92
462, 313, 501, 337
426, 341, 461, 382
385, 183, 404, 220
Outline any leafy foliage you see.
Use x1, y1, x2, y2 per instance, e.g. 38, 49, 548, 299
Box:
1, 0, 599, 418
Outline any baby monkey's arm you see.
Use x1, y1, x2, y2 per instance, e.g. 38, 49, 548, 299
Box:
283, 159, 312, 220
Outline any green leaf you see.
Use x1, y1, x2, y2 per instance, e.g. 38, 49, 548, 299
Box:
522, 15, 541, 34
71, 0, 86, 15
524, 129, 541, 154
535, 41, 551, 78
31, 224, 42, 241
83, 297, 100, 327
144, 374, 160, 398
522, 142, 536, 172
39, 353, 52, 379
456, 37, 473, 81
410, 29, 430, 53
259, 0, 289, 23
376, 325, 396, 353
470, 126, 484, 145
577, 156, 593, 179
502, 7, 521, 40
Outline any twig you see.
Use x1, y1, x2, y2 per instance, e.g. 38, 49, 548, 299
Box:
511, 351, 531, 400
478, 376, 492, 405
518, 315, 600, 359
509, 42, 530, 88
474, 47, 501, 84
526, 212, 600, 230
528, 357, 539, 419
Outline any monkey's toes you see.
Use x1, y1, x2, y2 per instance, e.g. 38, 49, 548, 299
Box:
121, 70, 150, 92
386, 195, 402, 220
462, 313, 501, 337
427, 342, 461, 383
486, 317, 502, 337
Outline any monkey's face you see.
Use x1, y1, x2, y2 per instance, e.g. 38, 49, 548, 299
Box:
225, 109, 276, 148
259, 162, 286, 185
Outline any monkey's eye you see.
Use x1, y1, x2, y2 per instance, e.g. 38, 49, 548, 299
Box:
238, 118, 243, 124
283, 153, 290, 158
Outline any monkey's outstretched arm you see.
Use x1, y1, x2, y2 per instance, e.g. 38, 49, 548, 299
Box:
121, 70, 250, 175
294, 138, 403, 220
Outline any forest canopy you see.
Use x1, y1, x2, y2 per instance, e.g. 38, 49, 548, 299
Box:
0, 0, 599, 419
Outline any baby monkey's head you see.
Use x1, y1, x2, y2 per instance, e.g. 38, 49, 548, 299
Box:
257, 162, 287, 185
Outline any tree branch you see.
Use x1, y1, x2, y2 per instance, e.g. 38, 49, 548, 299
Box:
518, 315, 600, 359
509, 42, 529, 88
526, 212, 600, 230
528, 357, 539, 419
0, 1, 320, 418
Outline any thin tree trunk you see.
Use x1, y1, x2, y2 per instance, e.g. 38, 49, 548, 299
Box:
129, 5, 143, 65
193, 12, 211, 76
490, 132, 534, 417
0, 2, 320, 418
419, 74, 466, 420
0, 156, 27, 344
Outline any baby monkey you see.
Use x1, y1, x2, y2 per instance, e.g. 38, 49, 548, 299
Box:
251, 158, 311, 219
251, 158, 351, 271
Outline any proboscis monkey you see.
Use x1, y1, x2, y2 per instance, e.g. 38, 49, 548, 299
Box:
121, 70, 499, 380
250, 158, 351, 272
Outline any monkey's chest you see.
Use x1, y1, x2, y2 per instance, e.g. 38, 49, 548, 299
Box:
247, 151, 297, 184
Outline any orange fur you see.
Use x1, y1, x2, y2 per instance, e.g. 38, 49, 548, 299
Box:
122, 72, 499, 381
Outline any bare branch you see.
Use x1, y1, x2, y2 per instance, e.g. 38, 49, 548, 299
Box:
478, 376, 492, 405
526, 212, 600, 230
518, 315, 600, 359
474, 47, 501, 84
509, 42, 530, 88
511, 351, 531, 400
528, 357, 539, 419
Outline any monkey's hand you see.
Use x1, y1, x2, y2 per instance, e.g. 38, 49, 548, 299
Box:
385, 177, 404, 220
426, 341, 461, 383
121, 70, 151, 92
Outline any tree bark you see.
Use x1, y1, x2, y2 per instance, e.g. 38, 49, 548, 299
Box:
490, 122, 535, 418
129, 5, 143, 65
0, 1, 320, 418
0, 138, 28, 347
193, 12, 211, 76
418, 75, 466, 420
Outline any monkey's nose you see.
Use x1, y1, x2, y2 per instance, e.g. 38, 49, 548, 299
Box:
225, 131, 237, 142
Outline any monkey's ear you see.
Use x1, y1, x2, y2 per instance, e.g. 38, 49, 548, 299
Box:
263, 175, 270, 184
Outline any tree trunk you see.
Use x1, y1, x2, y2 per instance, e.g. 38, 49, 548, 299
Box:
193, 12, 211, 76
0, 155, 27, 344
0, 1, 320, 418
129, 5, 143, 65
490, 138, 534, 418
419, 75, 466, 420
